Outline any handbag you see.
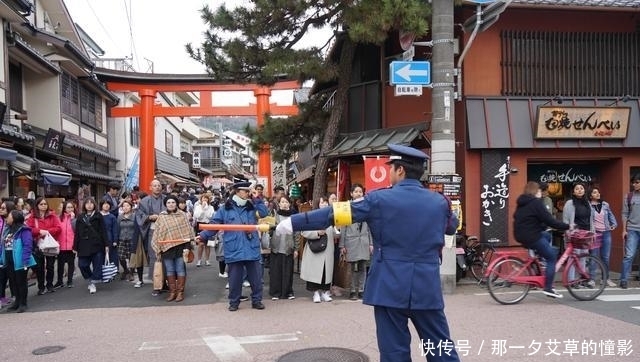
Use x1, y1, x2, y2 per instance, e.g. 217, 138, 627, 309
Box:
307, 234, 328, 253
261, 232, 271, 250
38, 233, 60, 257
153, 260, 164, 290
102, 254, 118, 283
206, 237, 217, 248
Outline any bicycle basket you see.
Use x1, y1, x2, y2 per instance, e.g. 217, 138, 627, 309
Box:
567, 230, 595, 249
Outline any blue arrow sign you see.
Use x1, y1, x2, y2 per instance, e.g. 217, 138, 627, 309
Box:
389, 61, 431, 85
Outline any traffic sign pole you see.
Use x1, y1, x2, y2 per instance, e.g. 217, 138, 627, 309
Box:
432, 0, 457, 294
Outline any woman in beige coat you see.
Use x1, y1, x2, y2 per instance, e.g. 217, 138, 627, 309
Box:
300, 198, 335, 303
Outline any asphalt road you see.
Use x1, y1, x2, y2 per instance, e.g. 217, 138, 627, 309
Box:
1, 265, 640, 362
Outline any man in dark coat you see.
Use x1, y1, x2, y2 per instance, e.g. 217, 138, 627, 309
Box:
276, 144, 460, 362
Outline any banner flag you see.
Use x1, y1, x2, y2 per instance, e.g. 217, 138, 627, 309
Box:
337, 160, 350, 201
363, 156, 390, 191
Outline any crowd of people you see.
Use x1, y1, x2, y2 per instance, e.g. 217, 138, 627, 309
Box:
0, 178, 379, 313
0, 143, 465, 361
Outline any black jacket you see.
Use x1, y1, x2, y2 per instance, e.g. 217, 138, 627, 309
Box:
513, 194, 569, 246
73, 212, 109, 257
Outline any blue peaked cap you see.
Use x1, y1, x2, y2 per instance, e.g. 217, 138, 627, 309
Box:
386, 144, 429, 164
232, 181, 252, 190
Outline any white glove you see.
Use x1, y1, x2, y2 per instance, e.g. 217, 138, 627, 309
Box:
275, 218, 293, 235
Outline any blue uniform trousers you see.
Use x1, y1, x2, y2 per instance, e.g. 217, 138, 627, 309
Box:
227, 260, 263, 307
374, 306, 460, 362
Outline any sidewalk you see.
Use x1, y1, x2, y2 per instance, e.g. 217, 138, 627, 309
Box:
3, 274, 640, 362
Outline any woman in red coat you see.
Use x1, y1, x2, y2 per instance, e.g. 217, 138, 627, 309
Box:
25, 197, 62, 294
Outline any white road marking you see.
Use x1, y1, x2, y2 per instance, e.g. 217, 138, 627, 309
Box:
139, 327, 300, 362
596, 294, 640, 302
632, 306, 640, 310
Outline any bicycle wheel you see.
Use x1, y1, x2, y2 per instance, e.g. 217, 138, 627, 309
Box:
565, 255, 606, 301
487, 258, 531, 305
470, 259, 485, 282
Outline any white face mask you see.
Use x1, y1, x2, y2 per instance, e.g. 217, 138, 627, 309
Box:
232, 194, 247, 207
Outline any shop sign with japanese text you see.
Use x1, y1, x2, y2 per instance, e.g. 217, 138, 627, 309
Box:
534, 106, 630, 139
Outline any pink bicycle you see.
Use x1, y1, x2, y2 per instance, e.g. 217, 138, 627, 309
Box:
485, 230, 606, 305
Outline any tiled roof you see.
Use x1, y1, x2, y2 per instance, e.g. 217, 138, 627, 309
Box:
512, 0, 640, 7
0, 126, 35, 142
325, 123, 430, 157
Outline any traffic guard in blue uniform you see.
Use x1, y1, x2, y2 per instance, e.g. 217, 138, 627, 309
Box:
276, 144, 460, 362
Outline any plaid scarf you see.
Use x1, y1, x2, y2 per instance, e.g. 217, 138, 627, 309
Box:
151, 210, 195, 254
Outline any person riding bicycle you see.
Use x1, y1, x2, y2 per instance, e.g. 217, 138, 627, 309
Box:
513, 181, 570, 299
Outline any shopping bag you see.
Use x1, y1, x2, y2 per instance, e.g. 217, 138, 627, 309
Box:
102, 255, 118, 283
38, 233, 60, 256
153, 260, 164, 290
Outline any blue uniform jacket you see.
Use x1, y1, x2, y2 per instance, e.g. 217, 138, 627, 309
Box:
290, 179, 457, 310
200, 197, 269, 263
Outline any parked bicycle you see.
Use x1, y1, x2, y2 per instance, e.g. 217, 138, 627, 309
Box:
485, 230, 606, 305
471, 237, 500, 284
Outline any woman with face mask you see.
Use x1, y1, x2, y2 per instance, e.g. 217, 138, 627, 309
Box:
267, 195, 300, 300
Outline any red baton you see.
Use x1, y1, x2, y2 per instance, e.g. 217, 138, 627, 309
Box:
198, 224, 273, 232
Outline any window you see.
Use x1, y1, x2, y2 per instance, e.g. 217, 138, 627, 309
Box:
9, 63, 23, 112
129, 117, 140, 147
502, 31, 640, 97
61, 73, 79, 118
60, 72, 103, 131
165, 130, 173, 154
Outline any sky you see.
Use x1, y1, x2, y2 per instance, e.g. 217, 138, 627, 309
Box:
63, 1, 332, 105
64, 0, 210, 74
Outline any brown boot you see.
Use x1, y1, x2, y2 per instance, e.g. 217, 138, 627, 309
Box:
165, 276, 177, 302
175, 276, 186, 302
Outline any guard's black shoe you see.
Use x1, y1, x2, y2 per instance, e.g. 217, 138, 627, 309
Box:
620, 281, 628, 289
251, 302, 265, 310
228, 305, 239, 312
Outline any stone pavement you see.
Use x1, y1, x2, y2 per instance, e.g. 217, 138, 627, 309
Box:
1, 274, 639, 362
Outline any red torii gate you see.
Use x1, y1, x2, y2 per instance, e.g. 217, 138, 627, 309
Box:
101, 75, 299, 193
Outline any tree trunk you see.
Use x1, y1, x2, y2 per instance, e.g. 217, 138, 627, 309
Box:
311, 36, 355, 209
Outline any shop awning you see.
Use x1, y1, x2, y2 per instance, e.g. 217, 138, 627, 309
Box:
155, 150, 200, 182
155, 172, 200, 187
211, 177, 233, 184
325, 123, 430, 157
66, 167, 121, 182
41, 169, 72, 186
296, 166, 315, 182
0, 147, 17, 161
64, 138, 119, 161
465, 97, 640, 149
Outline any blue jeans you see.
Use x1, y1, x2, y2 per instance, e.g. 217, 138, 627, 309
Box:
590, 230, 612, 280
163, 256, 186, 277
620, 229, 640, 282
78, 252, 104, 282
529, 235, 558, 291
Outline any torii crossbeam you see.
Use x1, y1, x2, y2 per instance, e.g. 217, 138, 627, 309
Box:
97, 70, 299, 193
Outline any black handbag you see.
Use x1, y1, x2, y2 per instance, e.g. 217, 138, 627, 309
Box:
307, 234, 328, 253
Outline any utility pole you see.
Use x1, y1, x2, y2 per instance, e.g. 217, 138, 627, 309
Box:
431, 0, 457, 293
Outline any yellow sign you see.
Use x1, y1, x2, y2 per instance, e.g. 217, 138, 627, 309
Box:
535, 106, 630, 139
332, 202, 352, 226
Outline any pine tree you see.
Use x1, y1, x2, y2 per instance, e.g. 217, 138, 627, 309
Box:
188, 0, 442, 206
